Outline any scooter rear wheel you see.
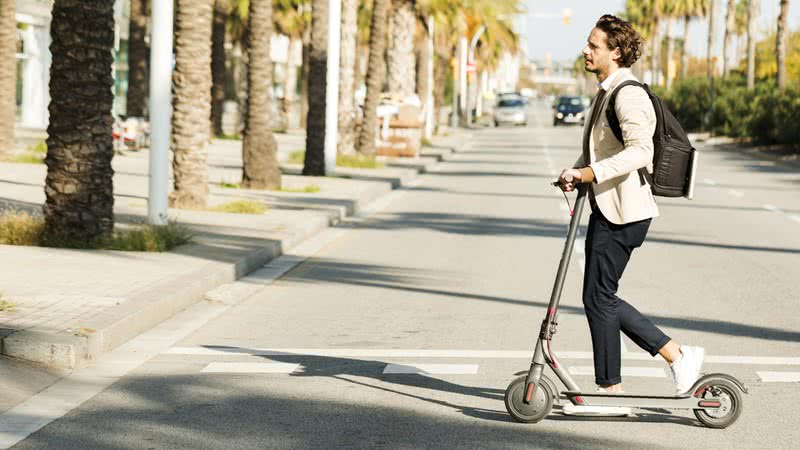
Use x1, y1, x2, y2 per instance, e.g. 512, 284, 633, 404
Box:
692, 377, 743, 428
505, 375, 555, 423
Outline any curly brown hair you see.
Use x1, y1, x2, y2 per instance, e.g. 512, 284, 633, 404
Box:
594, 14, 643, 67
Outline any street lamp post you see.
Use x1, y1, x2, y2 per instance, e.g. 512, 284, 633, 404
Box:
324, 0, 341, 176
148, 0, 173, 225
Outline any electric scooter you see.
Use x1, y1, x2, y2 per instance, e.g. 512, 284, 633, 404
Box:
504, 180, 747, 428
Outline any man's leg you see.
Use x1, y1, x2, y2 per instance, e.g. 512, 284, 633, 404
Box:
583, 212, 656, 390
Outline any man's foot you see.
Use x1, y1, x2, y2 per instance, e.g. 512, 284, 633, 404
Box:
669, 346, 705, 394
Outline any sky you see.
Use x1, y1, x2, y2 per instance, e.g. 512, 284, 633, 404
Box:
522, 0, 800, 63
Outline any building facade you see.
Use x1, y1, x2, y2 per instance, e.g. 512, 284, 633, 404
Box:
15, 0, 130, 131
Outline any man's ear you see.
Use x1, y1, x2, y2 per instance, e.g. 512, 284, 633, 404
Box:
611, 47, 622, 65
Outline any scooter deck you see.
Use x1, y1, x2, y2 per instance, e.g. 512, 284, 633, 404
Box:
562, 391, 718, 410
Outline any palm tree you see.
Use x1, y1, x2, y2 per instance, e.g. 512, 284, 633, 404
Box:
0, 0, 16, 159
274, 0, 309, 130
387, 0, 417, 97
722, 0, 736, 76
356, 0, 390, 155
242, 0, 281, 188
746, 0, 759, 89
210, 0, 229, 136
672, 0, 709, 79
734, 0, 749, 68
303, 0, 329, 175
44, 0, 115, 245
126, 0, 148, 118
170, 0, 213, 209
706, 0, 717, 80
776, 0, 790, 89
338, 0, 359, 155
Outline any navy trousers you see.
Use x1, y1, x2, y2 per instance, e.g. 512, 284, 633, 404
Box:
583, 207, 671, 385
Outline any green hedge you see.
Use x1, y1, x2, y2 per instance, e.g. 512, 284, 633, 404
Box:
655, 77, 800, 151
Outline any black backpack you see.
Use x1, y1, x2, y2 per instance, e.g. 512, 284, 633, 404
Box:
606, 81, 697, 198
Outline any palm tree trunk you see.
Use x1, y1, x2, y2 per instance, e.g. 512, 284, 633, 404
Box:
707, 0, 717, 80
746, 0, 759, 89
651, 18, 661, 86
681, 15, 691, 79
242, 0, 281, 189
300, 25, 311, 129
210, 0, 228, 137
356, 0, 389, 156
665, 19, 674, 90
0, 0, 17, 158
722, 0, 736, 77
338, 0, 359, 155
44, 0, 115, 246
282, 37, 301, 129
387, 0, 416, 97
170, 0, 213, 209
126, 0, 148, 118
776, 0, 789, 89
303, 0, 329, 175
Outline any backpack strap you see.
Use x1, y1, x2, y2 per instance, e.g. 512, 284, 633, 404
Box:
605, 80, 651, 187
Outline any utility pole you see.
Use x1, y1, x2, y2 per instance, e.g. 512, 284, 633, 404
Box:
148, 0, 173, 225
324, 0, 341, 175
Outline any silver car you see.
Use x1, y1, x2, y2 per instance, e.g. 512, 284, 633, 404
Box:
493, 97, 528, 127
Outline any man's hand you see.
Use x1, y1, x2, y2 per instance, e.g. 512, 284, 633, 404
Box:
558, 168, 582, 192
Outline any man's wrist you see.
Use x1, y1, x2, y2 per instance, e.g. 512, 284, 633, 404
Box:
578, 167, 596, 183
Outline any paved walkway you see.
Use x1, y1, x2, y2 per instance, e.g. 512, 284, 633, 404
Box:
0, 129, 465, 369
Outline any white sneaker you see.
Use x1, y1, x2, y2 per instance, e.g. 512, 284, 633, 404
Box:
669, 346, 705, 394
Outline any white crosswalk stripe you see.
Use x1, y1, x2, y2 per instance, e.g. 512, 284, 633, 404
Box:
757, 371, 800, 383
201, 363, 300, 374
383, 364, 479, 375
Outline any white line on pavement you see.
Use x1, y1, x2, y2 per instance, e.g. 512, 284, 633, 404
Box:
757, 371, 800, 383
568, 366, 666, 378
201, 363, 300, 374
383, 364, 479, 375
763, 204, 781, 213
703, 178, 717, 186
162, 347, 800, 366
790, 215, 800, 224
727, 189, 744, 198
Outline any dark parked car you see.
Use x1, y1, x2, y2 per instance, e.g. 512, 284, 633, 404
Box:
553, 96, 586, 126
494, 97, 528, 127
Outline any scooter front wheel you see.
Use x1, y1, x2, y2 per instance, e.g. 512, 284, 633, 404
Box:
505, 375, 554, 423
692, 376, 743, 428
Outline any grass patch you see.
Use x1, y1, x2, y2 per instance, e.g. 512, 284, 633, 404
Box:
0, 293, 17, 313
29, 141, 47, 154
216, 133, 242, 141
421, 137, 432, 146
3, 140, 47, 164
220, 181, 240, 189
0, 210, 192, 251
279, 185, 321, 193
288, 149, 305, 164
107, 223, 193, 252
288, 150, 383, 169
0, 210, 45, 245
210, 200, 268, 214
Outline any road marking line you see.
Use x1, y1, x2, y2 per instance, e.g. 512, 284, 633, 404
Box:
757, 371, 800, 383
568, 366, 666, 378
727, 189, 744, 198
162, 348, 800, 366
790, 215, 800, 224
620, 338, 629, 354
703, 178, 717, 186
763, 204, 781, 213
383, 364, 479, 375
201, 363, 300, 374
575, 237, 585, 254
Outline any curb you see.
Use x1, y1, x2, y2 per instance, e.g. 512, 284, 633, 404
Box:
0, 152, 440, 369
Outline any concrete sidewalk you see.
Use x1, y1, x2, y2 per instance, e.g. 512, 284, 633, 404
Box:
0, 130, 463, 371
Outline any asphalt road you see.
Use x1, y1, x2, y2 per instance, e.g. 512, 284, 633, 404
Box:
7, 102, 800, 449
